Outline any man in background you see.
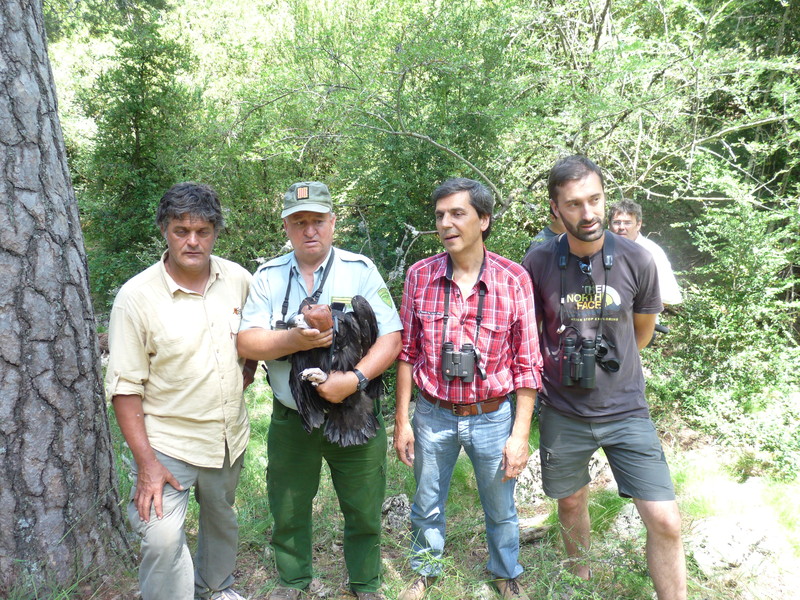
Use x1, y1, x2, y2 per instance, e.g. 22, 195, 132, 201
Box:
609, 199, 682, 306
526, 205, 566, 254
107, 183, 256, 600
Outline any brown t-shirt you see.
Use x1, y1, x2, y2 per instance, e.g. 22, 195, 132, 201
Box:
522, 232, 661, 422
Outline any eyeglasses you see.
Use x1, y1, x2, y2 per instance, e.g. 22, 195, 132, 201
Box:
611, 220, 635, 227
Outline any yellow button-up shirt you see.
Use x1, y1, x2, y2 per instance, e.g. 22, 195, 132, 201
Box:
106, 253, 252, 468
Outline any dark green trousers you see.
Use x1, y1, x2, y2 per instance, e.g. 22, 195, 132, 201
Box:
267, 400, 387, 593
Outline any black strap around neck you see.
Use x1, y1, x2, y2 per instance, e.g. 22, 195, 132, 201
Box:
557, 231, 614, 272
280, 249, 335, 323
441, 254, 487, 352
557, 232, 615, 336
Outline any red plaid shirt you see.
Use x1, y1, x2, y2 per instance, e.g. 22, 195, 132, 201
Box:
399, 251, 542, 404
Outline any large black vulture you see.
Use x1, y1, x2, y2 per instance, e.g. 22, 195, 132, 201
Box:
288, 295, 381, 447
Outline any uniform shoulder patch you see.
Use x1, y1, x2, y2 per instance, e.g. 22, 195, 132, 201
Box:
377, 287, 394, 308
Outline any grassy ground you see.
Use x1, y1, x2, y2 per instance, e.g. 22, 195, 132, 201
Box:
58, 371, 800, 599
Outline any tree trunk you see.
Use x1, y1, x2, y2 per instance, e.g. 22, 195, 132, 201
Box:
0, 0, 130, 593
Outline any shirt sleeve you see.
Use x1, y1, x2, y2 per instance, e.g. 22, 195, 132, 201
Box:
651, 245, 682, 305
397, 267, 421, 364
359, 262, 402, 337
105, 295, 149, 399
634, 253, 663, 314
510, 270, 543, 391
240, 267, 276, 330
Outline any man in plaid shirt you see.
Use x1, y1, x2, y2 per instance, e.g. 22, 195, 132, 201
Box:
394, 178, 543, 600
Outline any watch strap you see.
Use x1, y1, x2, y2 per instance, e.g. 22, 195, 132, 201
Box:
353, 368, 369, 391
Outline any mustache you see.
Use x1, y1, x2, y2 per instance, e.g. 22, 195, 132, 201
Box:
578, 218, 602, 227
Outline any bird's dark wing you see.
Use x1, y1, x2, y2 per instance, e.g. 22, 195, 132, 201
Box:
350, 295, 378, 355
289, 347, 329, 433
321, 301, 381, 446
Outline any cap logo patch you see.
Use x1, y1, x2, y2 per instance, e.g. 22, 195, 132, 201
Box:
296, 186, 309, 200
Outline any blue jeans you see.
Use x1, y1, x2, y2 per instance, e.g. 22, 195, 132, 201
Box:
409, 398, 522, 580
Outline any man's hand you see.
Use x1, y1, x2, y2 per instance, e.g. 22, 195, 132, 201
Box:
316, 370, 358, 404
242, 360, 258, 390
134, 456, 183, 522
112, 394, 184, 521
393, 421, 415, 467
501, 433, 530, 482
293, 326, 334, 351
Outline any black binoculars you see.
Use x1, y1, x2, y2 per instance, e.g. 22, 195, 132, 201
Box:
561, 335, 620, 389
441, 341, 487, 383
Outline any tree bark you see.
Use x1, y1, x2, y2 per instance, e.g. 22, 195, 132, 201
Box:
0, 0, 130, 593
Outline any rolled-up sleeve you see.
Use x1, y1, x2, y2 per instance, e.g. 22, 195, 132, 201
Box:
105, 299, 149, 399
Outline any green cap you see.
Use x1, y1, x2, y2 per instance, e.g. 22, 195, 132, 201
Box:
282, 181, 333, 218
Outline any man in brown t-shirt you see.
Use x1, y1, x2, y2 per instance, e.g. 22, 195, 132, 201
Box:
522, 156, 686, 600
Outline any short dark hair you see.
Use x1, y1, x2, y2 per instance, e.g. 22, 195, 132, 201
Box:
156, 182, 224, 232
431, 177, 494, 241
548, 155, 604, 203
608, 199, 642, 223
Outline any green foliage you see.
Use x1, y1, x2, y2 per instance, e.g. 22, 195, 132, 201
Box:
75, 17, 202, 312
644, 194, 800, 480
587, 491, 629, 534
53, 0, 800, 479
44, 0, 169, 41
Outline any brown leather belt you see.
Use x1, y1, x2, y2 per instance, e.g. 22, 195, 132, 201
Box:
420, 390, 507, 416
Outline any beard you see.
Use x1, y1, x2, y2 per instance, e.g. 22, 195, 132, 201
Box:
563, 216, 604, 243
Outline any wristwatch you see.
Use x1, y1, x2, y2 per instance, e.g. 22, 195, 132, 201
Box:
353, 368, 369, 392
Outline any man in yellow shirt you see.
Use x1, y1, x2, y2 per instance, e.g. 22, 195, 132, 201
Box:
106, 183, 256, 600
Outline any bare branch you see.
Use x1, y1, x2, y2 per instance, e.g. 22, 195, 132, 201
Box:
355, 122, 505, 208
592, 0, 612, 53
635, 115, 792, 186
388, 224, 438, 284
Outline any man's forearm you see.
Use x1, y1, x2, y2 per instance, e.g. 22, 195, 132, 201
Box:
393, 359, 416, 466
394, 359, 414, 426
237, 327, 299, 361
510, 387, 536, 440
112, 394, 157, 468
315, 331, 402, 402
355, 331, 402, 380
633, 312, 657, 350
238, 324, 335, 362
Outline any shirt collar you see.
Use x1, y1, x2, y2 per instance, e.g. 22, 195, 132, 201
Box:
436, 248, 492, 291
290, 246, 334, 276
160, 251, 219, 296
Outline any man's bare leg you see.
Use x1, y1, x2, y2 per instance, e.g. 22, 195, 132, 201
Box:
633, 498, 687, 600
557, 485, 591, 579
